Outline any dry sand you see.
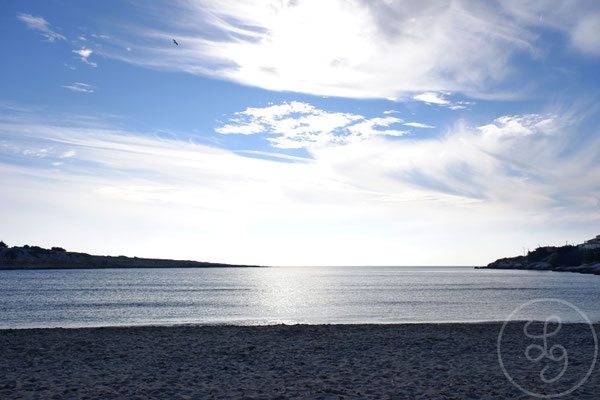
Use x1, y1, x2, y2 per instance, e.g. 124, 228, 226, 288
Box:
1, 323, 598, 399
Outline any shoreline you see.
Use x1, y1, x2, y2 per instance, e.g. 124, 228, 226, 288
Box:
1, 323, 598, 398
0, 265, 473, 270
0, 244, 264, 270
3, 319, 599, 331
0, 264, 265, 271
477, 264, 600, 275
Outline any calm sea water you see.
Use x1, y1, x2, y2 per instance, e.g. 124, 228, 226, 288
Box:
1, 267, 600, 329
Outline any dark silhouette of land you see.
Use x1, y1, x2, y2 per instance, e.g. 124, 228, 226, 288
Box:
480, 235, 600, 275
0, 241, 260, 269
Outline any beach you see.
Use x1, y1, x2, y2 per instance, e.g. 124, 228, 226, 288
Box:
1, 323, 598, 399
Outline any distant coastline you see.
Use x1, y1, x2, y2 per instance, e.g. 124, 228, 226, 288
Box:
0, 242, 261, 270
479, 235, 600, 275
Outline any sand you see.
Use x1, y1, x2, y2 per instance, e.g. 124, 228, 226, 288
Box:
1, 323, 598, 399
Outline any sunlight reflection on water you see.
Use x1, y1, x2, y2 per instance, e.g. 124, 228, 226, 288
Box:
1, 267, 600, 328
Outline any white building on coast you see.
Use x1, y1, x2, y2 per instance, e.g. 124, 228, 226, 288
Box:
580, 235, 600, 250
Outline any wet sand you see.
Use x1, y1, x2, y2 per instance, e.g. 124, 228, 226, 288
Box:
1, 323, 598, 399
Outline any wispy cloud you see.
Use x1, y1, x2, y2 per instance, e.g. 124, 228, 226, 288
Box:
413, 92, 451, 106
60, 150, 77, 158
216, 102, 407, 149
1, 107, 599, 265
72, 48, 97, 67
62, 82, 94, 93
95, 0, 600, 101
22, 148, 49, 158
500, 1, 600, 56
404, 122, 435, 129
570, 14, 600, 55
412, 92, 473, 110
91, 33, 111, 40
17, 13, 66, 42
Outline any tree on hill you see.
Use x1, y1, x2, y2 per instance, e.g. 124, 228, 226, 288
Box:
0, 241, 7, 248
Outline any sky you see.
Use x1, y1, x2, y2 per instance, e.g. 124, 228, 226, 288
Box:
1, 0, 600, 266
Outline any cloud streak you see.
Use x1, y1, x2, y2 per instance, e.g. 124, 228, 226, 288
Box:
62, 82, 94, 93
404, 122, 435, 129
17, 13, 66, 42
412, 92, 473, 110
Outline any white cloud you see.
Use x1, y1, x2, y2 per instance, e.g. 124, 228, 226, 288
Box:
404, 122, 435, 129
22, 148, 48, 157
216, 122, 264, 135
312, 112, 600, 217
216, 102, 407, 148
78, 1, 600, 102
412, 92, 472, 110
571, 14, 600, 55
347, 117, 407, 139
413, 92, 450, 105
1, 109, 599, 265
72, 48, 97, 67
102, 0, 556, 99
17, 13, 65, 42
74, 48, 92, 58
62, 82, 94, 93
477, 114, 557, 139
383, 110, 401, 115
60, 150, 77, 158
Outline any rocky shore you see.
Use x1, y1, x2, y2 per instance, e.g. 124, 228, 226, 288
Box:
0, 242, 259, 270
480, 236, 600, 275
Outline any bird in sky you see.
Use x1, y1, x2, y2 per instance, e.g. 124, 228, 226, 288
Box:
173, 39, 179, 46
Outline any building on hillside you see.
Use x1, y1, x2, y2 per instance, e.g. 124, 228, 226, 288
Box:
580, 235, 600, 250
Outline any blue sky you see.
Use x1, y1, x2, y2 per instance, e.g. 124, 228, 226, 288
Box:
1, 0, 600, 265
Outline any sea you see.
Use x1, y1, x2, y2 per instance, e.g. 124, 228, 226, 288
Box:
1, 266, 600, 329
